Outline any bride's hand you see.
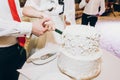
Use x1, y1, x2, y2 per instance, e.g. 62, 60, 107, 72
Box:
43, 20, 56, 31
85, 0, 90, 3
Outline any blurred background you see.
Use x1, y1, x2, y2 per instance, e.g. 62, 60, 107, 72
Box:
19, 0, 120, 22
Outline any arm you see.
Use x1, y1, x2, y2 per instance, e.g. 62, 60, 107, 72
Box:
64, 0, 76, 25
79, 0, 87, 9
22, 6, 48, 19
0, 19, 32, 37
23, 0, 50, 18
24, 0, 59, 14
0, 18, 55, 37
98, 0, 105, 15
0, 0, 55, 37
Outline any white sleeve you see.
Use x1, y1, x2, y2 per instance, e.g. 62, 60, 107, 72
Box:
25, 0, 41, 10
0, 19, 32, 38
64, 0, 76, 24
25, 0, 56, 12
79, 0, 87, 9
98, 0, 105, 15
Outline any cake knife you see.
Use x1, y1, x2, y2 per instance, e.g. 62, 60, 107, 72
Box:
55, 28, 63, 35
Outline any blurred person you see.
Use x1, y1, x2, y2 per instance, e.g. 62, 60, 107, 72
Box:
0, 0, 55, 80
79, 0, 105, 27
64, 0, 76, 25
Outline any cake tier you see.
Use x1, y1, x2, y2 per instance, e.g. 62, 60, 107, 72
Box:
57, 50, 102, 80
62, 25, 101, 56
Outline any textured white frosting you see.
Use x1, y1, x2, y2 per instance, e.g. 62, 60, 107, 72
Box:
62, 25, 101, 57
58, 53, 101, 79
58, 25, 102, 79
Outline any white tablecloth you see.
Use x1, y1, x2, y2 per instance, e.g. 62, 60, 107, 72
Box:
18, 49, 120, 80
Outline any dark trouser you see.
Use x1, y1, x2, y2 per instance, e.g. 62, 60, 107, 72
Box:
0, 44, 26, 80
81, 13, 98, 27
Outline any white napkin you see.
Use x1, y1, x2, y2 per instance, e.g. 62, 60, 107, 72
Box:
18, 59, 57, 80
18, 43, 61, 80
18, 58, 70, 80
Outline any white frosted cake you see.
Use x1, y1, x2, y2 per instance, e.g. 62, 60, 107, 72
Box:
57, 25, 102, 80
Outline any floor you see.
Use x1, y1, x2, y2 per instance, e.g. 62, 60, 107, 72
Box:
76, 11, 120, 24
76, 12, 120, 58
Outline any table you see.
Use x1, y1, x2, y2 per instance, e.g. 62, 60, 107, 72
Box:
18, 49, 120, 80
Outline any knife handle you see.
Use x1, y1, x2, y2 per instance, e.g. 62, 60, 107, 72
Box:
55, 28, 63, 35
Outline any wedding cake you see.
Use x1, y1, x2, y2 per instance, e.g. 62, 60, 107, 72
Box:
57, 25, 102, 80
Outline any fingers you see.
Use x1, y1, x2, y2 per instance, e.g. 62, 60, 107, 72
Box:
38, 13, 55, 31
43, 21, 56, 31
65, 21, 71, 26
31, 17, 55, 37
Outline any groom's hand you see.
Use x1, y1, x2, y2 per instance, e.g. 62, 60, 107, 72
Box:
85, 0, 90, 3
